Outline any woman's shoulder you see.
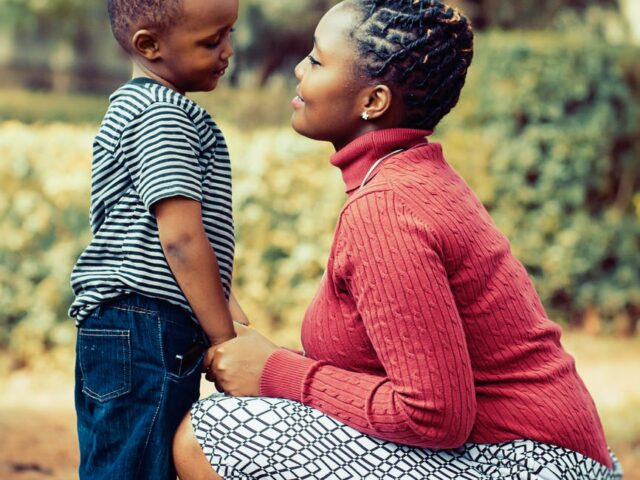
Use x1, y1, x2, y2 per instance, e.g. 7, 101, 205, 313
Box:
347, 147, 476, 215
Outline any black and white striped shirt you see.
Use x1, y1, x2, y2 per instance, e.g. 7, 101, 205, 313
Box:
69, 78, 234, 324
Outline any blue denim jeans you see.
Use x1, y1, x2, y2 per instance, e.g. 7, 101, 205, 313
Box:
75, 293, 207, 480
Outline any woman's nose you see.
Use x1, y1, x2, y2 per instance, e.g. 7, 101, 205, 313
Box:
294, 59, 305, 80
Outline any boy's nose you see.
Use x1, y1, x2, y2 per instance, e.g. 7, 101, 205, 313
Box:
221, 38, 234, 60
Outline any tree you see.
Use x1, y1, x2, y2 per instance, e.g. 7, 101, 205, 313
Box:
231, 0, 339, 85
0, 0, 125, 93
450, 0, 618, 29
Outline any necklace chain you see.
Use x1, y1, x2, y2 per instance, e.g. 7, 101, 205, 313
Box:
358, 149, 405, 191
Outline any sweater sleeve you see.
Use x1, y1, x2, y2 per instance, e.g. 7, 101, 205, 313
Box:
261, 190, 476, 449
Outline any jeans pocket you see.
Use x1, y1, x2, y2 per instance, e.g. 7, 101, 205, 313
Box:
79, 328, 132, 402
163, 322, 206, 381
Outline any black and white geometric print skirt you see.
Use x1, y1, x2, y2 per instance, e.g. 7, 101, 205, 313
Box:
191, 395, 623, 480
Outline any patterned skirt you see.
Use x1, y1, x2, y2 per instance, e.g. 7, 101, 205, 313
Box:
191, 395, 623, 480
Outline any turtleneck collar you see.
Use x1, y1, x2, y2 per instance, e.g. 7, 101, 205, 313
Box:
330, 128, 432, 193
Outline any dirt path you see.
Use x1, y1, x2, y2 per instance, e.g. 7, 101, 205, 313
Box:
0, 370, 78, 480
1, 333, 638, 479
0, 369, 216, 480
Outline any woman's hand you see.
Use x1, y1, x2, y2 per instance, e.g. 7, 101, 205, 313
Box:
207, 323, 279, 397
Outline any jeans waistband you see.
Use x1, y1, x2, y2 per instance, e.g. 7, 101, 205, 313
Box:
101, 293, 197, 330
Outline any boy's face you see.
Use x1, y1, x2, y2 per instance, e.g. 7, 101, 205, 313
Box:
156, 0, 238, 93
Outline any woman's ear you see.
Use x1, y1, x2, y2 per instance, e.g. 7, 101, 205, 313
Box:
360, 85, 393, 121
132, 29, 162, 61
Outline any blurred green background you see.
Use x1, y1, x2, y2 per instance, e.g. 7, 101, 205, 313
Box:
0, 0, 639, 478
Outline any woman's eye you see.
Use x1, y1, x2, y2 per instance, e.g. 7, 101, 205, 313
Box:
307, 55, 321, 66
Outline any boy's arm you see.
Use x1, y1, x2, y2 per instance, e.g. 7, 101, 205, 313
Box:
155, 196, 235, 345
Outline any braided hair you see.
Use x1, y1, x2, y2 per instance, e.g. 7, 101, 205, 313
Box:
107, 0, 184, 52
345, 0, 474, 130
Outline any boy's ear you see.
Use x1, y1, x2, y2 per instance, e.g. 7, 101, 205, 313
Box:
132, 29, 162, 61
361, 85, 393, 121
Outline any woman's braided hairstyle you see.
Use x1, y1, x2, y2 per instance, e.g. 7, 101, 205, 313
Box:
345, 0, 474, 130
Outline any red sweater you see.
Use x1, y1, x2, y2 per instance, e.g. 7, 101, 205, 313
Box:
259, 128, 611, 467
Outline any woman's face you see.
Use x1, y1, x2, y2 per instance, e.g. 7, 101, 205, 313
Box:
291, 3, 370, 149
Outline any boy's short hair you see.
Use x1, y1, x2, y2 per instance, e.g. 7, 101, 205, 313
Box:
107, 0, 184, 52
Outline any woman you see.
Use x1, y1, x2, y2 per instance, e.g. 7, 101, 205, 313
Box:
173, 1, 622, 478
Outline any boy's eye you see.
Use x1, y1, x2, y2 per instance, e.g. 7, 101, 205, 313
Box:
203, 29, 234, 49
307, 54, 321, 66
204, 39, 221, 49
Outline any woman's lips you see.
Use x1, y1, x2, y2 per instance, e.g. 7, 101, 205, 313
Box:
291, 95, 304, 109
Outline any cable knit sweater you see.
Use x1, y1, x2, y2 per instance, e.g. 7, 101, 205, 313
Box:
259, 128, 611, 467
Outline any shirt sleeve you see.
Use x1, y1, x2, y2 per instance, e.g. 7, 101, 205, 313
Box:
260, 189, 476, 449
119, 102, 204, 212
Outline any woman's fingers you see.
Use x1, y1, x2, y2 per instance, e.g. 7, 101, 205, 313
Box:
229, 291, 251, 326
233, 316, 250, 326
207, 327, 275, 397
202, 346, 216, 373
233, 322, 251, 335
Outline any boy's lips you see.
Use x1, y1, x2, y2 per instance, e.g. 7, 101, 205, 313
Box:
214, 63, 229, 76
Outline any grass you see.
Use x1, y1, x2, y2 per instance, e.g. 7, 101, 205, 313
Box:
0, 82, 295, 127
562, 331, 640, 476
0, 89, 108, 124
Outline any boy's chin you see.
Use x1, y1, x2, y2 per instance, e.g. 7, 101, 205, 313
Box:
183, 76, 221, 94
203, 77, 221, 92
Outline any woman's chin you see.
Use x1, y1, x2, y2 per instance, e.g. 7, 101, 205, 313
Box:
290, 116, 308, 136
290, 115, 332, 143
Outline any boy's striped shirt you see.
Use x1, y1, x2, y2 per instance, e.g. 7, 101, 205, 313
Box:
69, 78, 234, 324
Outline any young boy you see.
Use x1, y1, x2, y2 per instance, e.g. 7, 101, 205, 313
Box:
69, 0, 242, 478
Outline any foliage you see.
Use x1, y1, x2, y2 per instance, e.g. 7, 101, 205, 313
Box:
230, 131, 341, 345
0, 0, 630, 93
0, 0, 97, 38
0, 122, 93, 362
456, 0, 618, 29
439, 31, 640, 332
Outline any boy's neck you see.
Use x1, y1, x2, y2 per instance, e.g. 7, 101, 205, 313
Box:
131, 61, 184, 95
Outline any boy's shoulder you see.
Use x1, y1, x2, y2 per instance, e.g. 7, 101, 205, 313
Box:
108, 78, 208, 122
96, 78, 212, 152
